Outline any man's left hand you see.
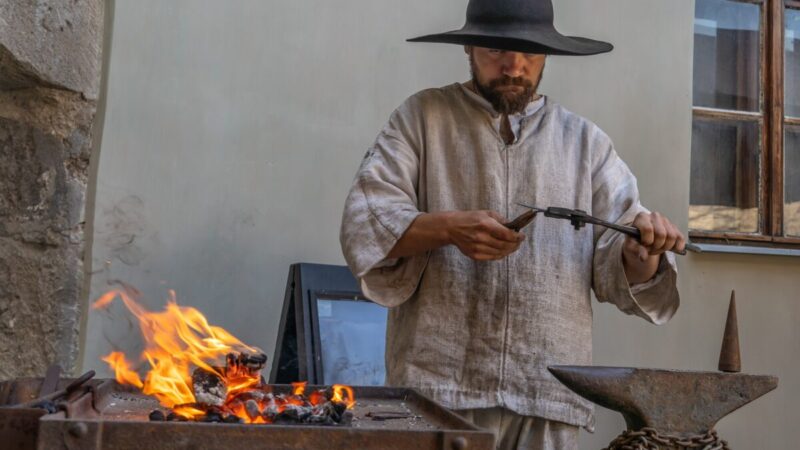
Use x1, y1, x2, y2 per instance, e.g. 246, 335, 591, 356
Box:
622, 212, 685, 284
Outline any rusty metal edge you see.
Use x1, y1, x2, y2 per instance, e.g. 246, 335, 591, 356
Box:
36, 381, 495, 450
0, 408, 47, 450
37, 416, 495, 450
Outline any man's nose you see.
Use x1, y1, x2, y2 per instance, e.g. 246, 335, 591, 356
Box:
501, 52, 526, 78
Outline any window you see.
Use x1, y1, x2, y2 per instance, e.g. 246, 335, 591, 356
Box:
690, 0, 800, 248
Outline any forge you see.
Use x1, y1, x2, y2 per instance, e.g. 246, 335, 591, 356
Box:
0, 287, 494, 449
0, 376, 493, 450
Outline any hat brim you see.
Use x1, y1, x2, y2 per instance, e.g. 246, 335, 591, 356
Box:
407, 27, 613, 56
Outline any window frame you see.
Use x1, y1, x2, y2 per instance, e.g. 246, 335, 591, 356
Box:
690, 0, 800, 250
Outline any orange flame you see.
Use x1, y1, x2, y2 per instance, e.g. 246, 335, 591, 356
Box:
332, 384, 356, 409
101, 351, 143, 389
292, 381, 307, 396
93, 288, 259, 409
93, 287, 355, 423
308, 389, 326, 406
173, 404, 206, 420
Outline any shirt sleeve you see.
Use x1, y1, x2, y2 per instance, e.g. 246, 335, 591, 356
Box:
589, 130, 680, 325
339, 100, 429, 307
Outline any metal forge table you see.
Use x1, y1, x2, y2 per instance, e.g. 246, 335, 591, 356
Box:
1, 379, 494, 450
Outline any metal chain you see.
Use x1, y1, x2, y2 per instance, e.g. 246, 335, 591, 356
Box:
603, 427, 731, 450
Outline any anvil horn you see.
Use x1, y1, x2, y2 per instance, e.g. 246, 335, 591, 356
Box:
718, 290, 741, 373
548, 366, 778, 435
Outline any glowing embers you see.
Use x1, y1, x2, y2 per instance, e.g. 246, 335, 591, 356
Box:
94, 288, 354, 425
149, 380, 355, 425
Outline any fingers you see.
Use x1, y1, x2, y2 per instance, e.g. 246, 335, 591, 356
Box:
485, 211, 524, 242
471, 230, 523, 254
634, 212, 655, 248
673, 225, 686, 253
457, 211, 525, 261
486, 210, 506, 223
661, 221, 678, 254
632, 212, 687, 256
623, 235, 649, 263
469, 241, 523, 261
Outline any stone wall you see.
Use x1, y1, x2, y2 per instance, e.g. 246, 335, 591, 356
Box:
0, 0, 104, 377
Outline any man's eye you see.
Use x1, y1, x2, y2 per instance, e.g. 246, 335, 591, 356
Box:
489, 49, 502, 54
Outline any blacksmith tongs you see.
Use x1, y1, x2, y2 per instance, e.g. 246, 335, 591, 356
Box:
511, 203, 702, 256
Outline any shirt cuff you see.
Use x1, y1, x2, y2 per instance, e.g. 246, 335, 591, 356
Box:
624, 251, 679, 325
629, 254, 669, 295
372, 257, 400, 269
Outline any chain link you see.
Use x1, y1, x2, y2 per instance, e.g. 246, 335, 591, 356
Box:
603, 428, 730, 450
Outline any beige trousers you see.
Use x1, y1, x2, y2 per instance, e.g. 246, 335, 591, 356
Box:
458, 408, 580, 450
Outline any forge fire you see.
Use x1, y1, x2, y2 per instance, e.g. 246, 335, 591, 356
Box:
93, 288, 355, 425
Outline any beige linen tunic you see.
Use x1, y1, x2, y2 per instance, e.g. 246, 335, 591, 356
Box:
340, 83, 679, 428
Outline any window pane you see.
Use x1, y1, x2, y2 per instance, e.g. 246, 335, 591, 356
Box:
690, 118, 760, 233
786, 126, 800, 236
787, 7, 800, 117
316, 298, 387, 386
693, 0, 761, 112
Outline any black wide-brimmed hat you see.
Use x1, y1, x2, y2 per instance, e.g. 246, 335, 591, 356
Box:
408, 0, 613, 56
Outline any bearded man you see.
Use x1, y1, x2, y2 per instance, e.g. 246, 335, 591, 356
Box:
340, 1, 684, 448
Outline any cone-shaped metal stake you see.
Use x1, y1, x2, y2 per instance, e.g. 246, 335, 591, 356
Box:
718, 290, 741, 373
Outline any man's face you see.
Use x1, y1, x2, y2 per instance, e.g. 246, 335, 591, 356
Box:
468, 46, 546, 115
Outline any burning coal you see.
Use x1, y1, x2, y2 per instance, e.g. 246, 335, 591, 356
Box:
93, 288, 355, 425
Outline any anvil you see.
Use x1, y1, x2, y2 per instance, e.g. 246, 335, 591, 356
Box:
548, 291, 778, 443
547, 366, 777, 435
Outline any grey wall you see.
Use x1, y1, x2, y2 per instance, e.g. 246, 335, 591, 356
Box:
82, 0, 469, 378
82, 0, 799, 448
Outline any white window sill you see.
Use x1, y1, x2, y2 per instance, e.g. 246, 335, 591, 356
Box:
694, 243, 800, 257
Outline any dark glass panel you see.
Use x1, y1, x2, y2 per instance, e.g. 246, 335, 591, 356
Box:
690, 117, 760, 232
785, 125, 800, 236
693, 0, 761, 111
786, 7, 800, 117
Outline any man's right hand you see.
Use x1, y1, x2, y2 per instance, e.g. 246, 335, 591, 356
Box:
386, 210, 525, 261
444, 210, 525, 261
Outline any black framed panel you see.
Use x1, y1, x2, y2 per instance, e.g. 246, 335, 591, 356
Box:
309, 290, 388, 386
269, 263, 387, 385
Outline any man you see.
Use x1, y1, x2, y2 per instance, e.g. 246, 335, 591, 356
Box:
340, 0, 683, 448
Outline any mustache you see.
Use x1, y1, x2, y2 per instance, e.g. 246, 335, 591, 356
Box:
487, 76, 534, 89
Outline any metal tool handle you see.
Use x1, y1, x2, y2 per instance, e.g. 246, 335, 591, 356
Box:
14, 370, 96, 409
602, 222, 702, 256
504, 210, 538, 232
516, 203, 702, 256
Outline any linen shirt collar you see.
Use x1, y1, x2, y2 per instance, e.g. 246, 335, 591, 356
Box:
458, 82, 546, 141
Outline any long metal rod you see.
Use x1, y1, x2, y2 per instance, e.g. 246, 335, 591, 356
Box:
14, 370, 96, 409
515, 204, 702, 255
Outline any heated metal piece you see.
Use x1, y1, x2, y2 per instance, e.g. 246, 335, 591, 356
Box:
515, 203, 702, 255
548, 292, 778, 448
366, 410, 420, 421
718, 291, 741, 373
504, 209, 538, 232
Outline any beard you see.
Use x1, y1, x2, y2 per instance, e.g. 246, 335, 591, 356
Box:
470, 53, 543, 115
